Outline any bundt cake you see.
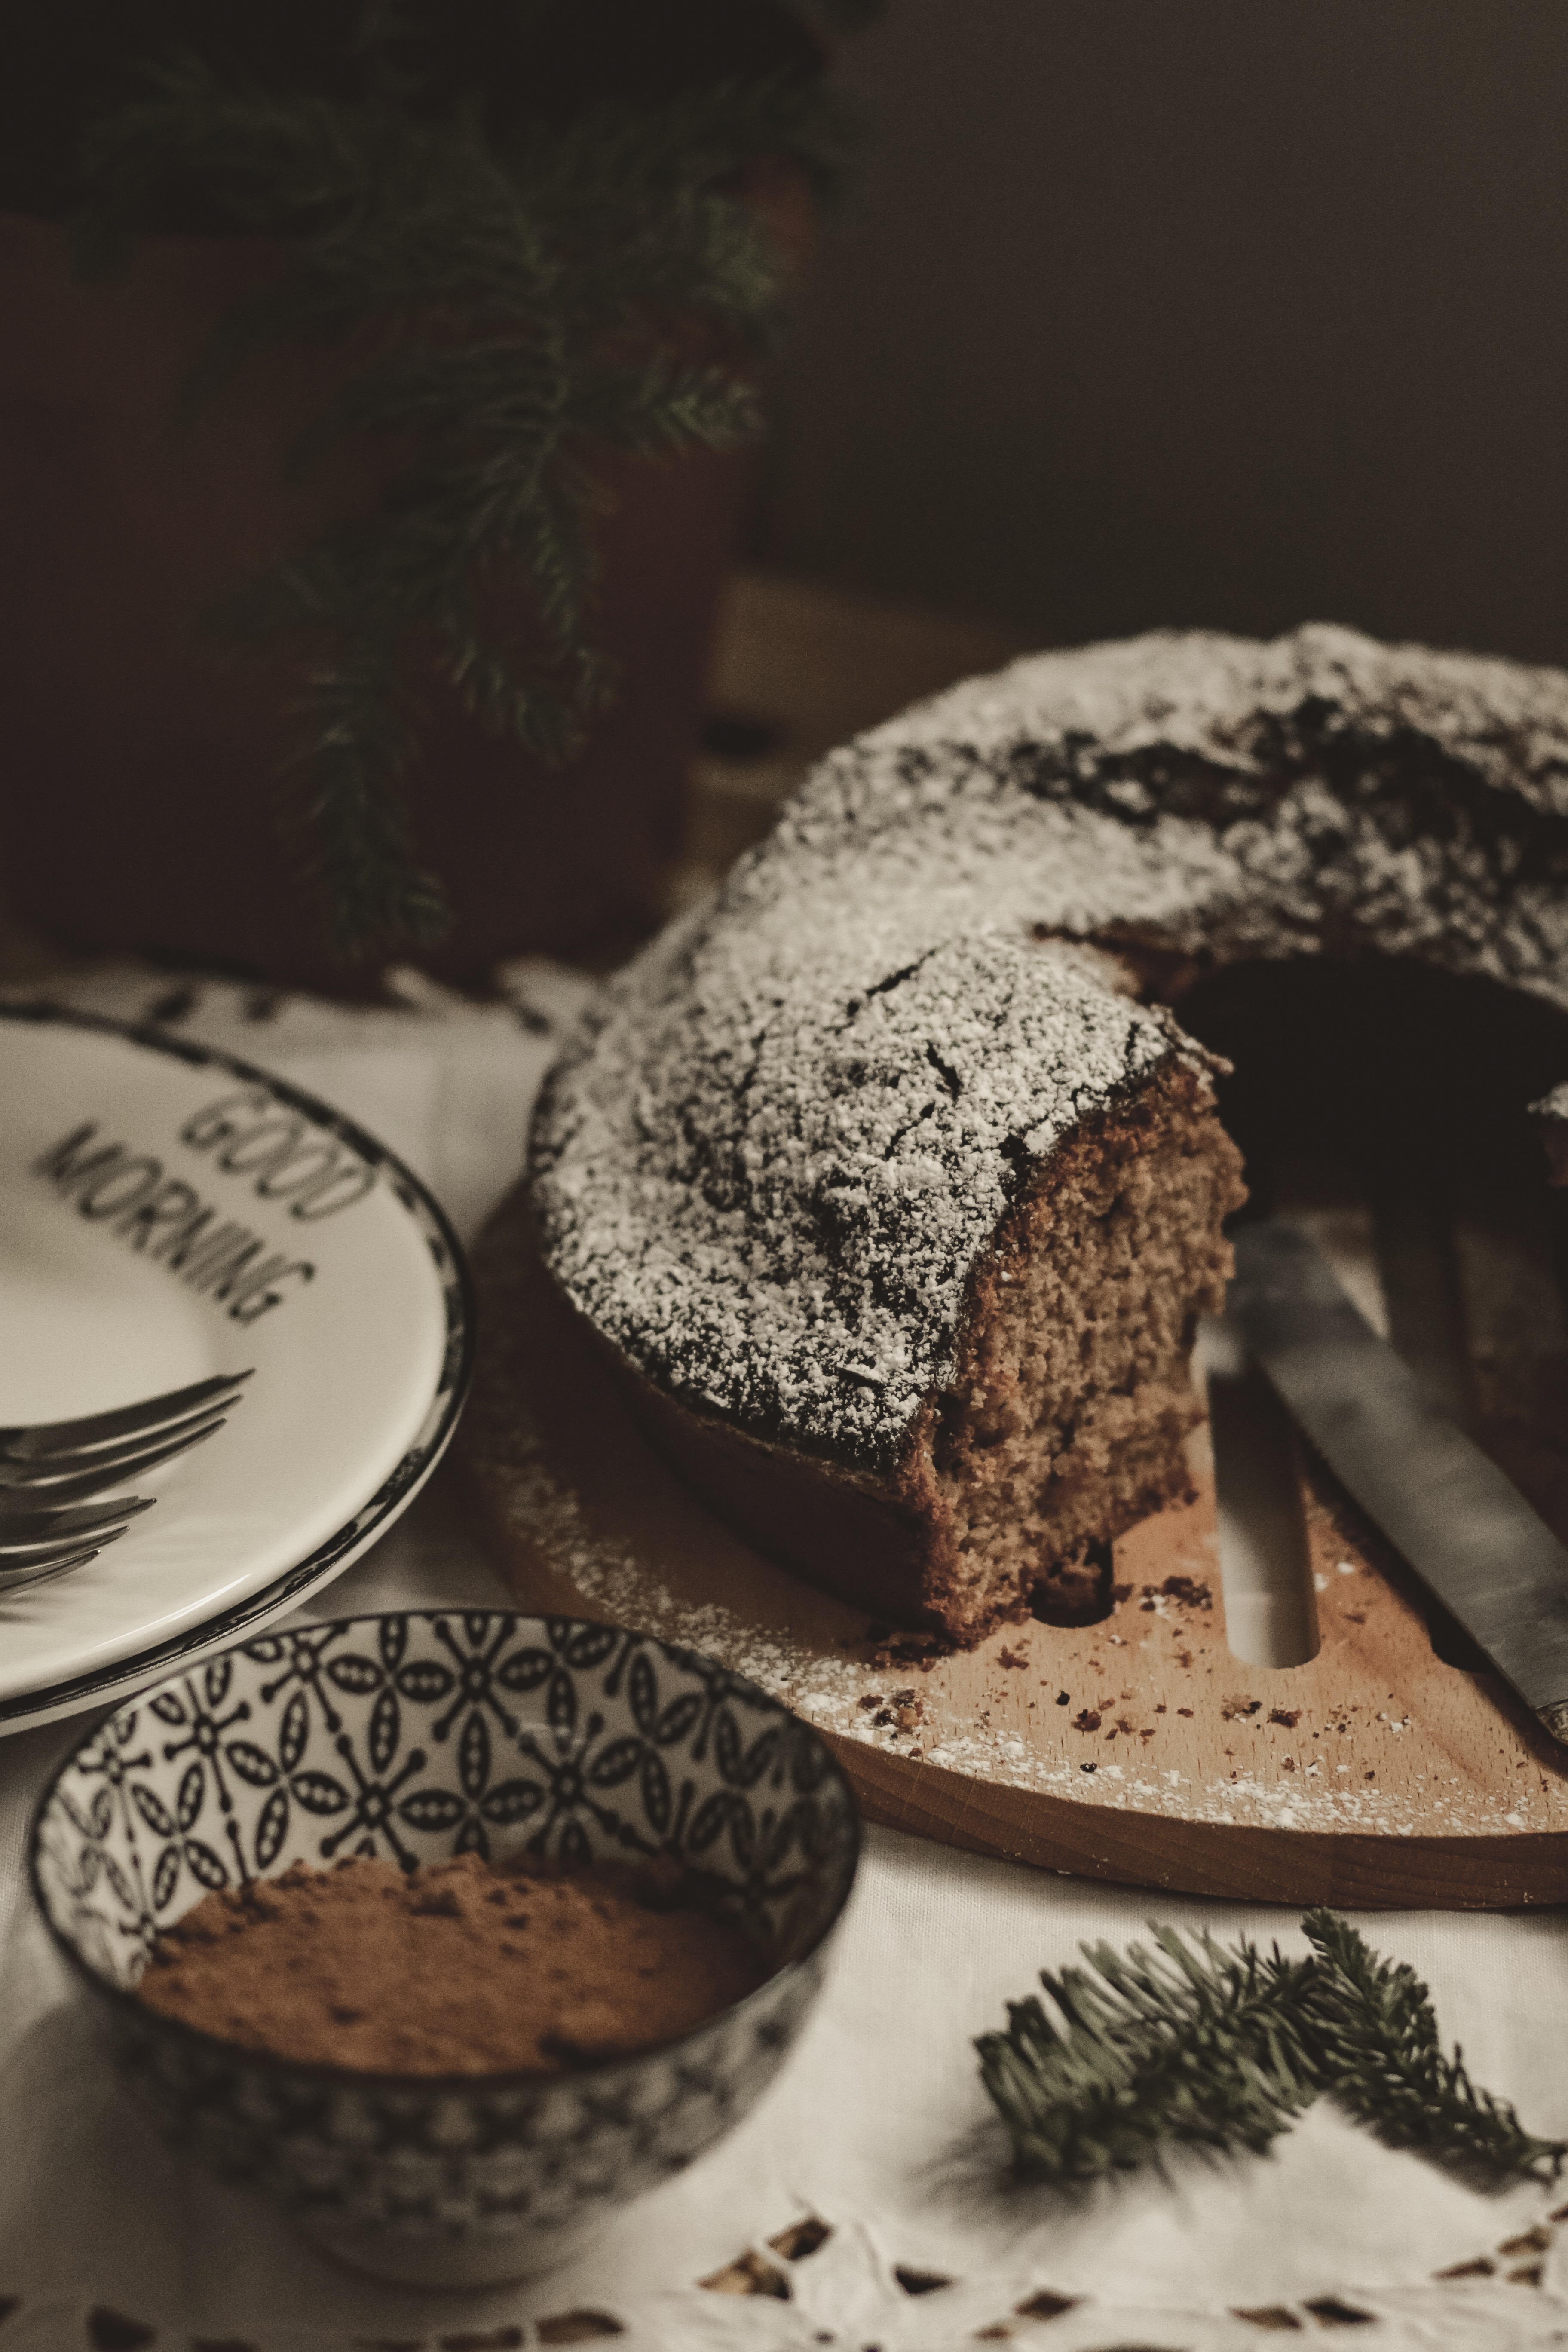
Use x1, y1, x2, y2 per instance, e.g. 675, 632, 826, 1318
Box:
529, 624, 1568, 1644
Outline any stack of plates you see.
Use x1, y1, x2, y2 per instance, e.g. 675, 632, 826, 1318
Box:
0, 1003, 472, 1735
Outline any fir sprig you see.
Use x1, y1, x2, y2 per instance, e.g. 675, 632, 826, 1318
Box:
979, 1911, 1565, 2188
978, 1926, 1320, 2181
68, 30, 852, 958
1302, 1908, 1565, 2183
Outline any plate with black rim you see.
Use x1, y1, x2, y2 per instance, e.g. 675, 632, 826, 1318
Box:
0, 1002, 474, 1735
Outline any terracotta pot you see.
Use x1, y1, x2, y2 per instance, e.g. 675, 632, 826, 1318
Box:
0, 211, 747, 992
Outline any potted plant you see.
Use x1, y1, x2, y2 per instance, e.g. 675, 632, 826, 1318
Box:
0, 0, 868, 990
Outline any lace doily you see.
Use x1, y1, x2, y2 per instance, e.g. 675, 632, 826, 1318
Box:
5, 2198, 1568, 2350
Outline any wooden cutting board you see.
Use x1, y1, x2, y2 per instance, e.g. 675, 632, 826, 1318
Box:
459, 1184, 1568, 1909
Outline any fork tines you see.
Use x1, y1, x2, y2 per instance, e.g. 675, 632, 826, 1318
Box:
0, 1408, 233, 1505
0, 1369, 252, 1463
0, 1540, 111, 1593
0, 1493, 154, 1556
0, 1371, 251, 1597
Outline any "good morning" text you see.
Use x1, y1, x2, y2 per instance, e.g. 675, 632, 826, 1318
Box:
34, 1121, 319, 1326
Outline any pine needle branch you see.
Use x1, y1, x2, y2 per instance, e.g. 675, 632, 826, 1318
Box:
1301, 1909, 1566, 2185
981, 1912, 1566, 2192
976, 1925, 1320, 2181
281, 630, 449, 962
67, 26, 842, 958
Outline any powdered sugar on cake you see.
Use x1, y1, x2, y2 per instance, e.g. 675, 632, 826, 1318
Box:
532, 909, 1182, 1468
530, 623, 1568, 1473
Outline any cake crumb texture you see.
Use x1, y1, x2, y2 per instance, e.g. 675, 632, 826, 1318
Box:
922, 1063, 1245, 1635
532, 622, 1568, 1481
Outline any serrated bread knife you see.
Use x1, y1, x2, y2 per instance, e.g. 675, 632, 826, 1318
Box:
1223, 1218, 1568, 1746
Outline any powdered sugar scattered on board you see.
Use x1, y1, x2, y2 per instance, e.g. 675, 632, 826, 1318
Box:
478, 1403, 1562, 1840
462, 1191, 1568, 1857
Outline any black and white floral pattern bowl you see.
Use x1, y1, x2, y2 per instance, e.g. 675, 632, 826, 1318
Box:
30, 1610, 861, 2288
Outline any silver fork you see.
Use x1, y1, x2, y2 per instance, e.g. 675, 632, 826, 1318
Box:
0, 1372, 251, 1594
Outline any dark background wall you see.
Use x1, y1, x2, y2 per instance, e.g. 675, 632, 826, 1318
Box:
761, 0, 1568, 665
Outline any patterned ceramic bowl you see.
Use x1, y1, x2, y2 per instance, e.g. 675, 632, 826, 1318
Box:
30, 1610, 861, 2288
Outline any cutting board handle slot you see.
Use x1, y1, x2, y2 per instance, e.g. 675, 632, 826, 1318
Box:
1199, 1318, 1320, 1669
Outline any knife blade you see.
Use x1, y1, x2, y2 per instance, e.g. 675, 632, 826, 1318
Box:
1222, 1218, 1568, 1745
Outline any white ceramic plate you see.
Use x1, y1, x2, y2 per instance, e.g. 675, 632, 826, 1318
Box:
0, 1002, 473, 1734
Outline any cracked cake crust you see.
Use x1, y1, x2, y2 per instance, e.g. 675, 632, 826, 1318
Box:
529, 623, 1568, 1637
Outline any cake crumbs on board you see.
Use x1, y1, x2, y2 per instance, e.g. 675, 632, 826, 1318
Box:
462, 1306, 1568, 1845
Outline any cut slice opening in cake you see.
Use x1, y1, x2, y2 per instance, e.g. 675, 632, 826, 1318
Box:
916, 1063, 1246, 1638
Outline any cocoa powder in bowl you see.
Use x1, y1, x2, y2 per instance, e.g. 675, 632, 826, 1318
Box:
133, 1850, 770, 2074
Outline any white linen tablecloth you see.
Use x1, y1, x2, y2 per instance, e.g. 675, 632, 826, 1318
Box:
3, 966, 1568, 2352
